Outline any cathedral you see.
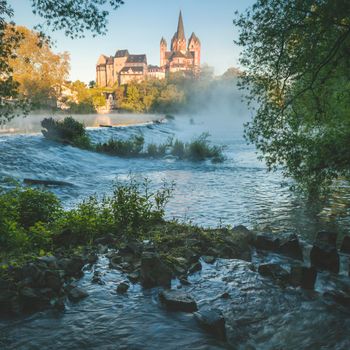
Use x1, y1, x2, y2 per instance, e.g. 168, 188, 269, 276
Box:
160, 11, 201, 75
96, 11, 200, 87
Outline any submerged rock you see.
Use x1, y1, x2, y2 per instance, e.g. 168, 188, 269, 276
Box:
289, 266, 317, 290
279, 234, 303, 261
315, 231, 337, 247
254, 234, 280, 252
68, 287, 88, 302
116, 281, 130, 294
258, 263, 289, 284
159, 290, 198, 312
189, 261, 202, 274
194, 308, 226, 341
202, 256, 216, 264
140, 252, 172, 288
310, 243, 339, 273
340, 236, 350, 254
324, 290, 350, 307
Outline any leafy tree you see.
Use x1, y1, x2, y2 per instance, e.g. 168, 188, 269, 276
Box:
7, 25, 70, 108
0, 0, 124, 122
234, 0, 350, 194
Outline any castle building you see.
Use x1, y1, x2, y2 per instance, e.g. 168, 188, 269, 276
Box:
95, 11, 200, 87
160, 11, 201, 75
96, 50, 148, 87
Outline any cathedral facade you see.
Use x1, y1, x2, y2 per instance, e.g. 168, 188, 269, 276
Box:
96, 11, 200, 87
160, 11, 201, 75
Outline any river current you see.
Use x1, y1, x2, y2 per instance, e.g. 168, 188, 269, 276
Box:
1, 112, 350, 349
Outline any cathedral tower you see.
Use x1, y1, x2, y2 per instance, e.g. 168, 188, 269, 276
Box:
160, 37, 167, 68
171, 11, 187, 53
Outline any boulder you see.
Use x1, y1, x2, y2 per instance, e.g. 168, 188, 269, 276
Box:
68, 287, 88, 302
324, 291, 350, 307
188, 261, 202, 274
310, 243, 339, 273
159, 290, 198, 312
140, 252, 172, 288
87, 252, 98, 264
289, 266, 317, 290
254, 234, 280, 251
19, 287, 50, 312
202, 256, 216, 264
91, 271, 104, 285
116, 281, 130, 294
127, 271, 140, 283
58, 257, 85, 277
37, 256, 58, 269
194, 309, 226, 341
44, 270, 63, 291
258, 263, 289, 284
340, 236, 350, 254
279, 234, 303, 260
315, 231, 337, 247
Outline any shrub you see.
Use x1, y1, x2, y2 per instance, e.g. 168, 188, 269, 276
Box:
41, 117, 92, 149
95, 135, 145, 157
171, 139, 185, 158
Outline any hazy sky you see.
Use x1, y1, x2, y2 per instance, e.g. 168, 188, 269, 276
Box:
8, 0, 255, 82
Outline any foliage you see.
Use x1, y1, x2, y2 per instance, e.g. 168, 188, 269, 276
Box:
6, 25, 70, 109
0, 187, 61, 252
234, 0, 350, 194
0, 178, 173, 254
41, 117, 92, 149
0, 0, 124, 123
95, 135, 145, 157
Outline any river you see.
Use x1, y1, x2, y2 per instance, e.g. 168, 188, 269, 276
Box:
0, 111, 350, 349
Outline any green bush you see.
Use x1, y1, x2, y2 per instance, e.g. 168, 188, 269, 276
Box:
41, 117, 92, 149
95, 135, 145, 157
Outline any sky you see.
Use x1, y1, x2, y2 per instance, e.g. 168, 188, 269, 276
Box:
8, 0, 255, 83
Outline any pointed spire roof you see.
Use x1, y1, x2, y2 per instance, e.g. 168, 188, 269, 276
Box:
176, 11, 185, 40
160, 37, 167, 46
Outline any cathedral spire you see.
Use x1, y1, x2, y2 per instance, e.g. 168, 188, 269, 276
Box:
176, 11, 185, 40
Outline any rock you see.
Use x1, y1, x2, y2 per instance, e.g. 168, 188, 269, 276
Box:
279, 234, 303, 260
91, 271, 104, 285
254, 234, 280, 251
23, 178, 73, 187
117, 281, 130, 294
140, 252, 172, 288
289, 266, 317, 290
340, 236, 350, 254
324, 291, 350, 307
189, 261, 202, 274
258, 263, 289, 284
44, 270, 63, 291
315, 231, 337, 247
37, 256, 58, 269
179, 276, 191, 286
58, 257, 85, 277
119, 241, 143, 257
109, 254, 123, 269
159, 290, 198, 312
68, 287, 88, 302
221, 292, 230, 299
19, 287, 50, 312
21, 263, 42, 281
194, 309, 226, 341
202, 256, 216, 264
87, 253, 98, 264
127, 271, 140, 283
310, 243, 339, 273
95, 233, 116, 245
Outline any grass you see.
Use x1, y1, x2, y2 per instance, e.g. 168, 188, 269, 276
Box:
41, 117, 225, 162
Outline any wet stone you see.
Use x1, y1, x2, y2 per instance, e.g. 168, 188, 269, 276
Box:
289, 266, 317, 290
194, 308, 226, 341
159, 290, 198, 312
189, 261, 202, 274
254, 234, 280, 252
68, 287, 88, 302
117, 281, 130, 294
279, 234, 303, 261
315, 231, 337, 247
340, 236, 350, 254
202, 256, 216, 264
310, 243, 339, 273
258, 263, 289, 284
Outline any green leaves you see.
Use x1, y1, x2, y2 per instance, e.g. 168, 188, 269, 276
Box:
235, 0, 350, 194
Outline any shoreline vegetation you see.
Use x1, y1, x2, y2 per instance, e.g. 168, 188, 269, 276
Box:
41, 117, 226, 163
